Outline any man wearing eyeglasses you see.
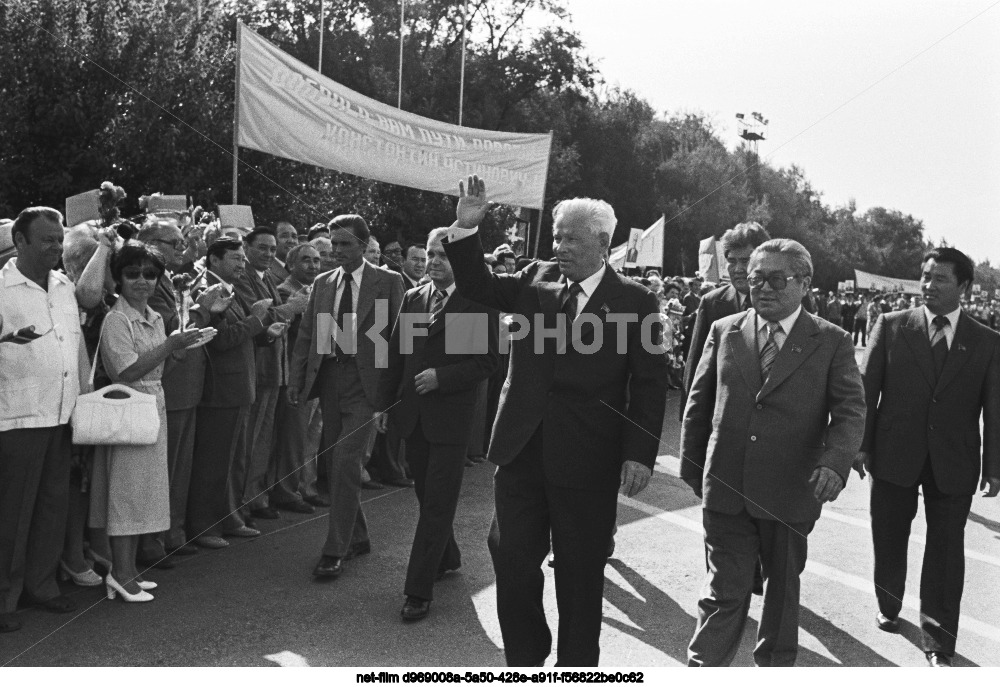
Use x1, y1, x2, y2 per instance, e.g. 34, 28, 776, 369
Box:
681, 238, 866, 666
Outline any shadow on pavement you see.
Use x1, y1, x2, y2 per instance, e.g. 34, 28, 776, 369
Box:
601, 559, 695, 663
896, 617, 980, 667
799, 606, 896, 666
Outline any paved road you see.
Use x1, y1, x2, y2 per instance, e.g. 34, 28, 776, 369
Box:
2, 348, 999, 666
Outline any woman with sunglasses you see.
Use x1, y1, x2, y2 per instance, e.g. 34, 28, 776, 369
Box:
89, 241, 206, 602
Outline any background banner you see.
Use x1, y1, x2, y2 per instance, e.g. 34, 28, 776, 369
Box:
237, 24, 552, 209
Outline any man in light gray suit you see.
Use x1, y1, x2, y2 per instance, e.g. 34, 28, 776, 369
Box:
681, 238, 866, 666
288, 215, 404, 580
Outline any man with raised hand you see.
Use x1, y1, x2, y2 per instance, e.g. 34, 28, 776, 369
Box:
857, 247, 1000, 667
443, 176, 667, 666
681, 238, 866, 666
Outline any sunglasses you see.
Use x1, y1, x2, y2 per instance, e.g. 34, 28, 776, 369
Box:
748, 273, 801, 291
122, 268, 161, 281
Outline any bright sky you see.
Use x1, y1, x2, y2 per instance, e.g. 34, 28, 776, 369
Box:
564, 0, 1000, 265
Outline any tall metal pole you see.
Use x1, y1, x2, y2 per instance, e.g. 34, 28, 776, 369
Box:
397, 0, 405, 109
232, 21, 243, 204
318, 0, 325, 73
458, 0, 468, 125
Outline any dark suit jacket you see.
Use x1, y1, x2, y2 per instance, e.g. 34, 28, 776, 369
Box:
860, 308, 1000, 495
444, 232, 667, 491
375, 283, 499, 445
268, 256, 290, 284
236, 268, 287, 388
277, 277, 310, 355
195, 273, 266, 408
289, 262, 404, 407
401, 272, 420, 291
681, 309, 866, 523
681, 283, 742, 420
149, 273, 206, 411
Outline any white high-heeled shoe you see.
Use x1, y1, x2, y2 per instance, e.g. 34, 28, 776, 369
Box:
59, 560, 102, 587
105, 573, 154, 602
136, 580, 157, 591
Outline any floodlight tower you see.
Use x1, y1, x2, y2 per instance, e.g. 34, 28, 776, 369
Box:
736, 112, 768, 200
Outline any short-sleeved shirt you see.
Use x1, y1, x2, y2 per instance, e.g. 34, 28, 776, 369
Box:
100, 297, 166, 386
0, 261, 86, 430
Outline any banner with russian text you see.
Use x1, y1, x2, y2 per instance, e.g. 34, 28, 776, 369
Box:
237, 23, 552, 209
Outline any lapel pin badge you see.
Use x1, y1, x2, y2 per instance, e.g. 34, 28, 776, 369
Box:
601, 303, 610, 314
791, 344, 802, 353
957, 344, 966, 352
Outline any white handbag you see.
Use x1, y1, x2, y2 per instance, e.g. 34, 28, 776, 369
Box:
71, 312, 160, 446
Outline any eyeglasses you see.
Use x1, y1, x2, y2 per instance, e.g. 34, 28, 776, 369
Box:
747, 273, 801, 291
122, 268, 161, 281
151, 237, 187, 251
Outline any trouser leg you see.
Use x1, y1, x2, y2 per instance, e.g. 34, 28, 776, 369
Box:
871, 475, 920, 621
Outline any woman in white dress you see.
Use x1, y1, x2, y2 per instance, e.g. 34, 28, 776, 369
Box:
89, 242, 202, 602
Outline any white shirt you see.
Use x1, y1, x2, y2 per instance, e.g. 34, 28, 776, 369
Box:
0, 261, 87, 430
923, 305, 960, 349
756, 306, 802, 353
334, 261, 366, 313
567, 263, 607, 317
430, 282, 457, 310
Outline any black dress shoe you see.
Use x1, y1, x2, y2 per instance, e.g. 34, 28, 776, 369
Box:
304, 494, 331, 508
0, 612, 21, 632
276, 500, 315, 514
250, 506, 280, 520
137, 556, 176, 570
29, 594, 77, 613
876, 612, 900, 633
344, 541, 371, 561
926, 652, 952, 667
312, 555, 343, 579
362, 480, 385, 490
385, 477, 415, 488
401, 595, 430, 621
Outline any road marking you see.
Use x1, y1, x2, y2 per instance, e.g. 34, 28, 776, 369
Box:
653, 456, 1000, 569
264, 650, 311, 666
619, 493, 1000, 646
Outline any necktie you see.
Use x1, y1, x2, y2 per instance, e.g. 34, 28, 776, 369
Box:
335, 273, 353, 356
563, 282, 584, 322
760, 323, 782, 380
430, 289, 446, 317
743, 295, 753, 312
930, 315, 949, 378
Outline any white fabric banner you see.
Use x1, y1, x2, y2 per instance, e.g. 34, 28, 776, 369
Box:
610, 216, 664, 269
854, 269, 921, 294
237, 23, 552, 208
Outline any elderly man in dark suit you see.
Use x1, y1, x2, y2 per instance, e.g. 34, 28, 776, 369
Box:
681, 238, 866, 666
288, 215, 404, 580
444, 177, 667, 667
375, 227, 499, 621
856, 247, 1000, 667
137, 219, 232, 563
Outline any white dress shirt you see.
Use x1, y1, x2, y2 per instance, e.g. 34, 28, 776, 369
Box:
0, 261, 87, 430
334, 261, 367, 313
756, 306, 802, 354
923, 305, 960, 349
567, 263, 607, 317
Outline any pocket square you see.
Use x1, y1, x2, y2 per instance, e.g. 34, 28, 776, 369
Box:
601, 303, 610, 314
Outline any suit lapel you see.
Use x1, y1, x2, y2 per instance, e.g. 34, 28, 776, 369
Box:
900, 308, 936, 391
757, 310, 820, 400
538, 276, 565, 315
935, 312, 978, 393
727, 311, 763, 395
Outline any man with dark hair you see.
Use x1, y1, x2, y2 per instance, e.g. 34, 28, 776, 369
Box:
681, 221, 770, 420
400, 244, 427, 290
375, 227, 499, 621
288, 214, 404, 579
307, 224, 330, 242
270, 221, 299, 283
0, 207, 88, 632
187, 237, 277, 549
382, 240, 404, 272
856, 246, 1000, 667
232, 228, 309, 527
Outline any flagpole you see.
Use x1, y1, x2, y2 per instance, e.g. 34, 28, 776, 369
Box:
458, 0, 468, 125
397, 0, 405, 109
318, 0, 325, 73
232, 21, 242, 204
